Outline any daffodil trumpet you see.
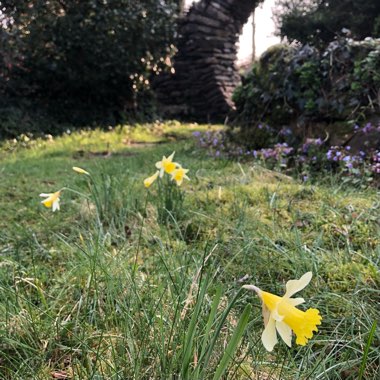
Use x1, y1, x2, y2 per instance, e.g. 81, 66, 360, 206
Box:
243, 272, 322, 351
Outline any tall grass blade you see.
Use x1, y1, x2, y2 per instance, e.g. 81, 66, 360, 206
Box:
358, 320, 377, 380
212, 303, 251, 380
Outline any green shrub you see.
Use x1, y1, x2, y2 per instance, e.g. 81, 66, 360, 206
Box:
0, 0, 178, 135
232, 38, 380, 143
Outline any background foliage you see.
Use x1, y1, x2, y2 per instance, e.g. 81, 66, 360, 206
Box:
274, 0, 380, 47
0, 0, 178, 136
233, 37, 380, 144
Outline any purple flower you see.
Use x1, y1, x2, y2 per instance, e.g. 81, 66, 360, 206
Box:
280, 127, 292, 136
302, 143, 310, 154
299, 156, 306, 163
362, 123, 373, 134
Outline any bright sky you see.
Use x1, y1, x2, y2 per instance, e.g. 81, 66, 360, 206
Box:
185, 0, 280, 61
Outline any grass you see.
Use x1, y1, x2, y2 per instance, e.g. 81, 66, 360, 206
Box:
0, 122, 379, 379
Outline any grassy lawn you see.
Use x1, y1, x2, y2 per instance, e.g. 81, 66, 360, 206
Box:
0, 122, 379, 379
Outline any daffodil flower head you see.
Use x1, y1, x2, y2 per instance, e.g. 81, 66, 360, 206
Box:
144, 170, 159, 188
40, 190, 62, 212
171, 166, 190, 186
73, 166, 90, 175
243, 272, 322, 351
155, 151, 177, 177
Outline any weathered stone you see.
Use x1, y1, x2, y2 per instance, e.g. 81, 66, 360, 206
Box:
153, 0, 259, 121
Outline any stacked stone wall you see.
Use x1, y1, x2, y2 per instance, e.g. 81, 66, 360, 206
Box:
153, 0, 259, 121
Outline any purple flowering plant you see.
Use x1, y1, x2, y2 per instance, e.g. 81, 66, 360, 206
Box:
193, 122, 379, 187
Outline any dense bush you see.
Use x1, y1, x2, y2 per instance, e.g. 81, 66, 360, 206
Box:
0, 0, 178, 136
275, 0, 380, 46
232, 38, 380, 142
274, 0, 380, 47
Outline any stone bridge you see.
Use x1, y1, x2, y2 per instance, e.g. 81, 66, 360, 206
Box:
153, 0, 260, 122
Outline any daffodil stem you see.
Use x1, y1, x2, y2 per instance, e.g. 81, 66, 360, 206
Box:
61, 187, 91, 199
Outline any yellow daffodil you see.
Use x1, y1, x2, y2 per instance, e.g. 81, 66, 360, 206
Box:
171, 166, 190, 186
40, 190, 62, 212
144, 170, 159, 188
243, 272, 321, 351
155, 151, 178, 177
72, 166, 90, 175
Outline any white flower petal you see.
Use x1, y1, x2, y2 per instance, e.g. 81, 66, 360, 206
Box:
262, 317, 278, 352
288, 297, 305, 306
284, 272, 312, 298
276, 320, 292, 347
39, 193, 52, 197
262, 302, 270, 327
271, 307, 284, 322
167, 151, 175, 161
52, 200, 60, 212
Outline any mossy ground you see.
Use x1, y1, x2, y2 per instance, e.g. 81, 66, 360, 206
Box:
0, 122, 379, 379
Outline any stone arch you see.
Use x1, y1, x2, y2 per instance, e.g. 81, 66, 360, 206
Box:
153, 0, 260, 121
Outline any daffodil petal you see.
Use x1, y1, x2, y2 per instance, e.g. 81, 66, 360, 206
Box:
262, 302, 271, 328
288, 297, 305, 306
39, 193, 52, 197
271, 308, 284, 322
52, 200, 60, 212
167, 151, 175, 161
276, 320, 292, 347
284, 272, 312, 298
262, 317, 278, 352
